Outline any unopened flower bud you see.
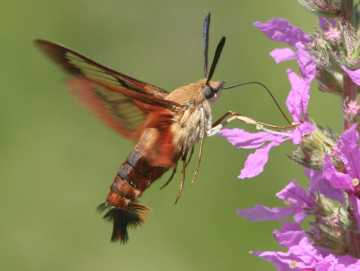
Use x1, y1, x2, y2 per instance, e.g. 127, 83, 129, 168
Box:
308, 194, 360, 258
298, 0, 341, 17
290, 125, 337, 170
344, 99, 360, 123
317, 68, 344, 95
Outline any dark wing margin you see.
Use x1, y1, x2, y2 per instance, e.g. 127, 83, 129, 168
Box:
34, 39, 169, 98
35, 39, 181, 140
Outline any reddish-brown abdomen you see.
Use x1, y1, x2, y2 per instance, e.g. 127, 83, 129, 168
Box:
106, 150, 169, 208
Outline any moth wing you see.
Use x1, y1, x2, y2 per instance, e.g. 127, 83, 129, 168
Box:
35, 39, 181, 140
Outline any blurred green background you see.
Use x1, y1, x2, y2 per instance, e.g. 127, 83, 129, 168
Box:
0, 1, 343, 270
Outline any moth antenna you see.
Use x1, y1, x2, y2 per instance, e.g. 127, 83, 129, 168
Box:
206, 37, 226, 84
224, 81, 292, 125
203, 12, 211, 77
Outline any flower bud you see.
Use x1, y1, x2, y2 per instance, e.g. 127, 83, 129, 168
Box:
297, 0, 341, 17
344, 99, 360, 123
317, 67, 344, 95
308, 194, 360, 257
290, 125, 336, 170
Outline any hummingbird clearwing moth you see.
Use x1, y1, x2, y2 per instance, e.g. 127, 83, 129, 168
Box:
35, 13, 284, 243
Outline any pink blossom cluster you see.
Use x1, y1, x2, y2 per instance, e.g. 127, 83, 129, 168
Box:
220, 16, 360, 270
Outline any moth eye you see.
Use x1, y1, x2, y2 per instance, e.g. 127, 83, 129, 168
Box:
203, 86, 214, 99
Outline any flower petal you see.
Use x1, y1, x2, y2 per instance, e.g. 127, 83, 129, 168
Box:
276, 181, 313, 209
273, 223, 305, 248
319, 17, 336, 31
255, 18, 311, 47
254, 237, 321, 270
349, 195, 360, 231
291, 122, 315, 145
337, 124, 360, 178
322, 156, 354, 191
253, 250, 300, 271
295, 42, 316, 81
239, 140, 283, 179
342, 65, 360, 86
237, 204, 294, 221
270, 48, 296, 63
286, 69, 311, 123
335, 255, 360, 270
306, 169, 345, 203
218, 128, 278, 149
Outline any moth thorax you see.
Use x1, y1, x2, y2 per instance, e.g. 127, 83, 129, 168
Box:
172, 101, 212, 155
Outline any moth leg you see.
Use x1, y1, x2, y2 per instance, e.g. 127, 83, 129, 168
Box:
185, 146, 195, 166
207, 111, 296, 137
191, 133, 205, 184
207, 111, 240, 136
160, 164, 178, 190
212, 111, 239, 127
174, 155, 187, 204
161, 145, 193, 190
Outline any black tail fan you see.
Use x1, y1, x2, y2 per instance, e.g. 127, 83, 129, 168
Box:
98, 202, 149, 243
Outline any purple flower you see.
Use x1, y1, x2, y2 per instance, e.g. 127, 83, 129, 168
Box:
254, 18, 311, 46
256, 18, 316, 81
232, 11, 360, 271
305, 169, 345, 203
319, 17, 341, 42
319, 17, 336, 31
271, 42, 316, 82
321, 125, 360, 194
238, 125, 360, 269
254, 226, 360, 271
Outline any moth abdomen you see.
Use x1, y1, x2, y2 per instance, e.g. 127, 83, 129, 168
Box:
100, 150, 169, 243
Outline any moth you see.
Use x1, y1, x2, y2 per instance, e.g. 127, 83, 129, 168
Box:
35, 13, 259, 243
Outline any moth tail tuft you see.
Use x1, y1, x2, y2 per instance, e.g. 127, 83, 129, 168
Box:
98, 202, 149, 243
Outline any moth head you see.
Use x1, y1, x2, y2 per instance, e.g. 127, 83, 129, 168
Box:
201, 80, 224, 101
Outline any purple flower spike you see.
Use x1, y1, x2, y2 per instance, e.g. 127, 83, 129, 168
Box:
255, 18, 311, 47
232, 12, 360, 271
